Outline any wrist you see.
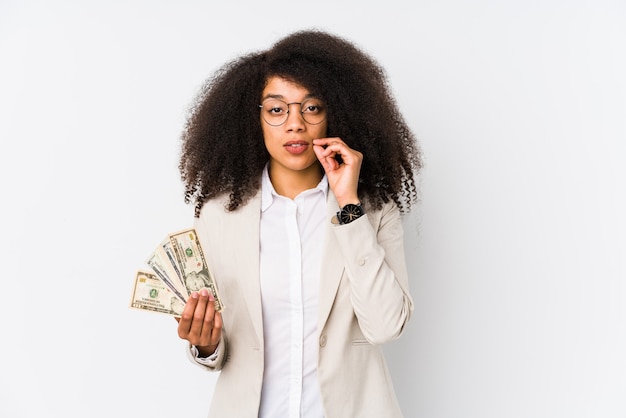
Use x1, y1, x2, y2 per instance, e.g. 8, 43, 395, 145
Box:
335, 196, 360, 208
196, 344, 218, 358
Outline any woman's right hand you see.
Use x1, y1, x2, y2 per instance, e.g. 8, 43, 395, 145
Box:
176, 289, 222, 357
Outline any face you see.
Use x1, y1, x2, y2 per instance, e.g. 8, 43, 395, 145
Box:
185, 271, 208, 292
260, 76, 328, 182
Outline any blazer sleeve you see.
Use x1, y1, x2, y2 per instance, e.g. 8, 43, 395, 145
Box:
332, 201, 414, 345
185, 324, 229, 371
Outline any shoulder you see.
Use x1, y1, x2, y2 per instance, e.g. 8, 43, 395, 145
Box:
196, 191, 262, 223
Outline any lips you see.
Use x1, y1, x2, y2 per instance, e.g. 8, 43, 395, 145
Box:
283, 141, 309, 155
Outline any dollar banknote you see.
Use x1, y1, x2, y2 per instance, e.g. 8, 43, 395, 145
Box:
132, 228, 224, 316
160, 238, 185, 292
129, 270, 185, 317
168, 228, 224, 312
145, 249, 187, 304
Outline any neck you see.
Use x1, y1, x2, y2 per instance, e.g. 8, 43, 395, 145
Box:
268, 164, 323, 200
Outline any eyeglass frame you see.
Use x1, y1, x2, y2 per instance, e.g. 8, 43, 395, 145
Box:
258, 98, 327, 126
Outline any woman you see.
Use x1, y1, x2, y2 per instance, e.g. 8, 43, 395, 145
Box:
175, 29, 422, 418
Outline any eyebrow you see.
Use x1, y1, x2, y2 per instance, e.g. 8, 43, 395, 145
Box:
260, 93, 319, 102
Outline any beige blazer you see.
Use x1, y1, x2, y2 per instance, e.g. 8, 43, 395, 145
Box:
190, 190, 414, 418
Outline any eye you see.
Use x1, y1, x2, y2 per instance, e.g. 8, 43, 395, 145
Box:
263, 100, 288, 116
268, 106, 285, 115
302, 101, 324, 114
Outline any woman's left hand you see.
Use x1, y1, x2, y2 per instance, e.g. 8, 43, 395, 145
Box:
313, 137, 363, 207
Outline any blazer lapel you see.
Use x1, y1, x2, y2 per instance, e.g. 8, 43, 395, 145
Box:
317, 192, 345, 332
221, 190, 345, 342
226, 192, 264, 346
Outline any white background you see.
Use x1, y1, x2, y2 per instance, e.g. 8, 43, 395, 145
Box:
1, 1, 625, 417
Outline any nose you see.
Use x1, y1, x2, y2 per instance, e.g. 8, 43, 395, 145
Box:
284, 103, 306, 131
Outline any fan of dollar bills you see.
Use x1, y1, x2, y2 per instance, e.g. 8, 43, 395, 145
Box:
129, 228, 224, 317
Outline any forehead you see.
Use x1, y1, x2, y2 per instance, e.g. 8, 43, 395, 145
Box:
261, 76, 314, 100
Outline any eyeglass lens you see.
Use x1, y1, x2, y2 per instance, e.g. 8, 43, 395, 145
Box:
260, 99, 326, 126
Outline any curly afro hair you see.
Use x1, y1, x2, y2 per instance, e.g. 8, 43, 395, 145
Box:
179, 29, 422, 216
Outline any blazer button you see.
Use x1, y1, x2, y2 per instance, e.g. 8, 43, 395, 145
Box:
357, 258, 366, 266
319, 334, 327, 347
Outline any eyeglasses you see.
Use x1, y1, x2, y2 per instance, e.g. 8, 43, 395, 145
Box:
259, 98, 326, 126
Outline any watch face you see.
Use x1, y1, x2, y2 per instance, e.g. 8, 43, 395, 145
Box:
340, 204, 364, 224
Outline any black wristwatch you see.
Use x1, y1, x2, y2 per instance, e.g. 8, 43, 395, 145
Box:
337, 203, 365, 225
